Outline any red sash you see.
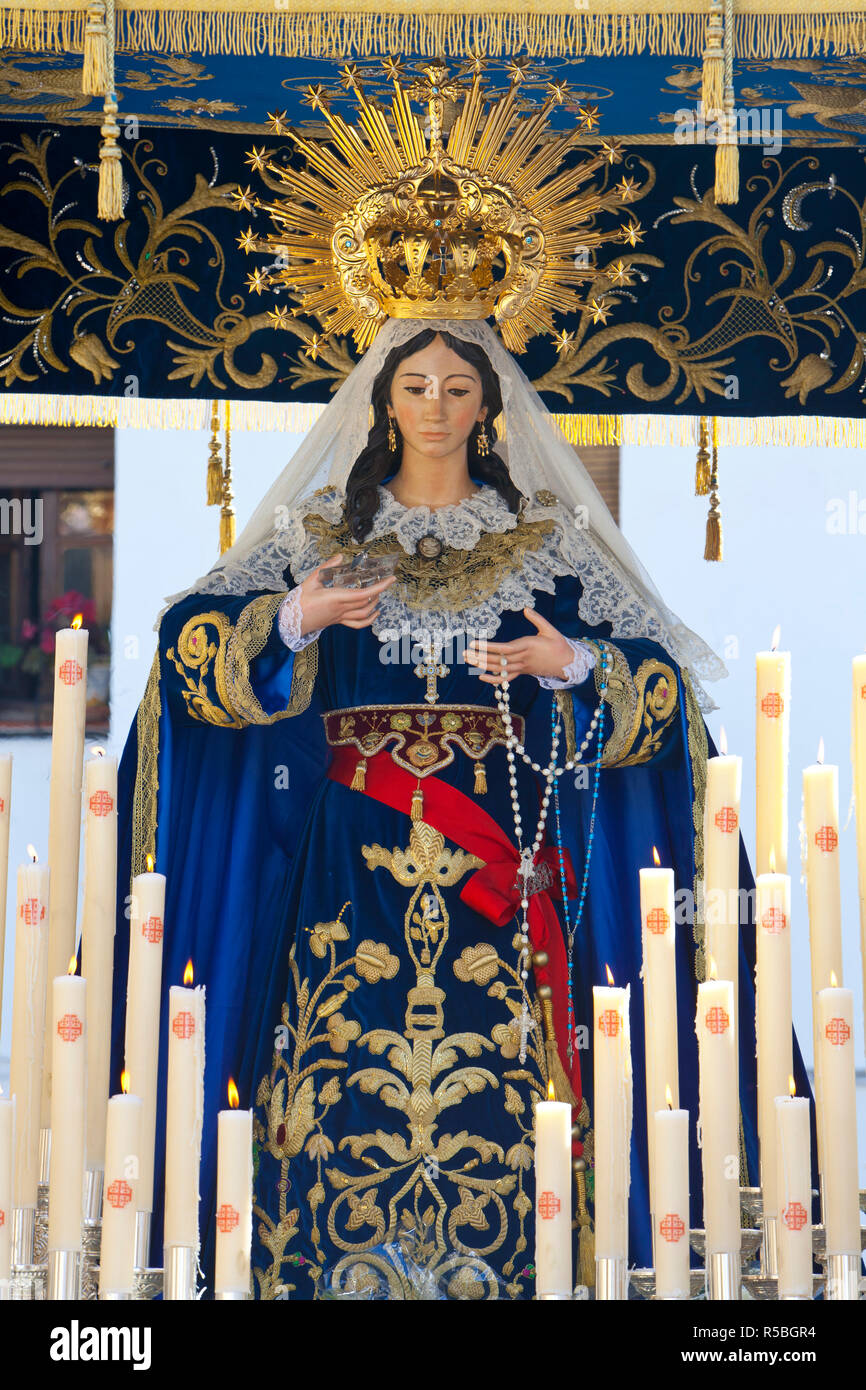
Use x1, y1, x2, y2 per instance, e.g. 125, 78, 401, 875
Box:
327, 745, 581, 1110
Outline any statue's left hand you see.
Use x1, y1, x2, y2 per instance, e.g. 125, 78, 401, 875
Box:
465, 608, 575, 684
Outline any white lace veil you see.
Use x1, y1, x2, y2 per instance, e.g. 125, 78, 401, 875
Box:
167, 317, 726, 710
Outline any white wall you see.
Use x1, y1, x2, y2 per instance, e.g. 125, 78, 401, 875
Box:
621, 442, 864, 1071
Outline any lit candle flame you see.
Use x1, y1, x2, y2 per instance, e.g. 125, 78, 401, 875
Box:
146, 853, 154, 873
72, 613, 83, 631
652, 845, 660, 867
769, 846, 776, 874
708, 955, 718, 981
547, 1078, 556, 1102
91, 745, 106, 759
183, 959, 194, 987
665, 1083, 673, 1109
816, 737, 824, 766
228, 1077, 240, 1109
605, 963, 614, 986
830, 970, 838, 988
67, 955, 77, 975
771, 624, 780, 652
26, 843, 37, 863
121, 1070, 130, 1095
788, 1075, 796, 1099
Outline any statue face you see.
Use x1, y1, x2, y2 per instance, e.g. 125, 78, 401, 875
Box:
387, 334, 487, 461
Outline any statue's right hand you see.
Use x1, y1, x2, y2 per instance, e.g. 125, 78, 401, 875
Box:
298, 554, 397, 633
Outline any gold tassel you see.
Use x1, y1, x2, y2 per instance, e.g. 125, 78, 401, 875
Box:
97, 95, 123, 221
714, 0, 739, 206
206, 401, 222, 505
701, 0, 724, 119
537, 985, 578, 1109
410, 782, 423, 822
575, 1169, 595, 1288
219, 508, 236, 553
715, 136, 739, 206
218, 400, 236, 555
474, 759, 487, 795
350, 757, 367, 791
695, 417, 710, 495
82, 1, 107, 95
704, 430, 723, 561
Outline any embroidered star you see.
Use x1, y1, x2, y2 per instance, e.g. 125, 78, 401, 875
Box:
236, 226, 257, 254
381, 56, 407, 82
552, 329, 577, 355
546, 80, 570, 104
600, 138, 623, 164
246, 267, 269, 294
267, 305, 292, 330
267, 109, 289, 134
507, 57, 533, 84
231, 184, 255, 213
588, 297, 612, 324
304, 333, 329, 361
616, 176, 639, 202
302, 83, 331, 111
605, 258, 633, 285
245, 145, 269, 173
619, 219, 644, 247
339, 64, 363, 91
577, 103, 600, 130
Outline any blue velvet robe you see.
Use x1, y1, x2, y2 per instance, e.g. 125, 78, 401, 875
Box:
110, 559, 813, 1300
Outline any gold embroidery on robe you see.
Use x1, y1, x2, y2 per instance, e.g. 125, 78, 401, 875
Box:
558, 639, 678, 768
131, 648, 161, 881
681, 669, 709, 983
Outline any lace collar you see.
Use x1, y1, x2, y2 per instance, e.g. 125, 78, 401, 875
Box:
365, 483, 520, 554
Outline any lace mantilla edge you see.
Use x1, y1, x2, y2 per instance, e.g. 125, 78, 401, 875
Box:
171, 485, 723, 713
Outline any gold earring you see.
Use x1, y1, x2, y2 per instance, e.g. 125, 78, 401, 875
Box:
477, 420, 489, 456
388, 416, 397, 452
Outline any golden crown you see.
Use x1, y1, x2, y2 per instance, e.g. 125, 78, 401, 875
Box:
234, 57, 644, 354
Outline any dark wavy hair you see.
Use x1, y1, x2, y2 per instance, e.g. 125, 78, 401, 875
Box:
343, 328, 524, 542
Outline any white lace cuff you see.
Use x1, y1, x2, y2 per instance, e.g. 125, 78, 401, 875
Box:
538, 636, 598, 690
277, 586, 321, 652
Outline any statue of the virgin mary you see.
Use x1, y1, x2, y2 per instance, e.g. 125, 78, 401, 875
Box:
110, 63, 810, 1299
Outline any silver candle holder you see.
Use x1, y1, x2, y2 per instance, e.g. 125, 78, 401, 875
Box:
47, 1249, 81, 1300
595, 1255, 628, 1300
164, 1245, 197, 1300
705, 1251, 741, 1300
824, 1253, 860, 1301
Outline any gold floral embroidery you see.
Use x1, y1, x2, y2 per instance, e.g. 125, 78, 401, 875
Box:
131, 648, 161, 881
166, 610, 242, 728
559, 640, 678, 767
682, 669, 709, 982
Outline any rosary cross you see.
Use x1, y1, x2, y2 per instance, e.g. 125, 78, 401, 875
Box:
414, 652, 448, 704
518, 1005, 537, 1064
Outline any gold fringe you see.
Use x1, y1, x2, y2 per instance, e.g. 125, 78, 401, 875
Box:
3, 6, 866, 62
3, 392, 866, 447
97, 95, 123, 221
473, 759, 487, 795
81, 0, 107, 94
576, 1170, 595, 1288
410, 783, 423, 822
350, 756, 367, 791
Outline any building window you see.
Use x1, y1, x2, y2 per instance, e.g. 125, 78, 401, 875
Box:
0, 426, 114, 735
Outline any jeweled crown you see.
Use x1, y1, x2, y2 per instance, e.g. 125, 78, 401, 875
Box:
234, 58, 644, 353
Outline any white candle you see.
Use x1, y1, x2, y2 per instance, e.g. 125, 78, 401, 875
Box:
696, 977, 740, 1256
215, 1086, 253, 1298
593, 980, 632, 1261
164, 970, 205, 1251
0, 755, 11, 1036
123, 865, 166, 1216
815, 986, 859, 1255
9, 855, 50, 1209
47, 970, 86, 1252
533, 1082, 572, 1298
756, 638, 790, 876
639, 859, 678, 1226
653, 1105, 690, 1299
0, 1094, 13, 1287
99, 1087, 142, 1297
803, 746, 842, 1174
775, 1093, 812, 1299
41, 622, 89, 1126
703, 744, 743, 1018
853, 655, 866, 1057
755, 871, 793, 1220
81, 750, 118, 1170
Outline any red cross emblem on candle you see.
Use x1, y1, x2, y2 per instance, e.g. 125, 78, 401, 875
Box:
58, 658, 83, 686
814, 825, 838, 853
216, 1203, 240, 1233
760, 691, 784, 718
658, 1212, 685, 1243
714, 806, 738, 834
705, 1005, 729, 1035
0, 797, 4, 813
141, 915, 163, 944
21, 897, 44, 925
597, 1008, 621, 1038
760, 907, 788, 934
537, 1191, 561, 1221
57, 1012, 83, 1042
646, 907, 670, 936
172, 1010, 196, 1040
0, 1209, 5, 1228
89, 789, 114, 816
825, 1017, 851, 1046
106, 1179, 133, 1209
781, 1201, 808, 1232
